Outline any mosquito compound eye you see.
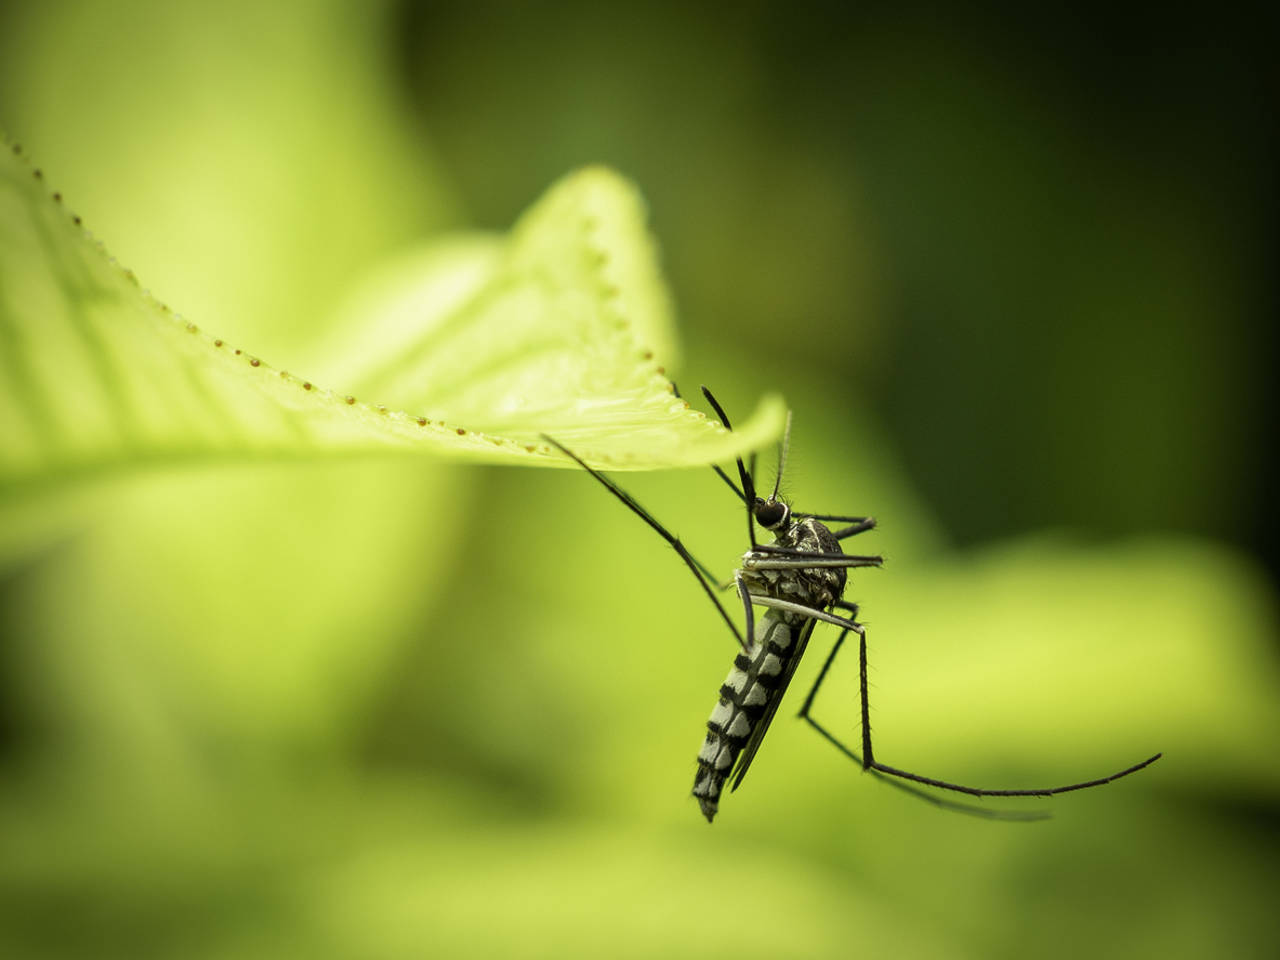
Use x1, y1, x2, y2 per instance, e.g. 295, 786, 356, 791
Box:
754, 501, 788, 529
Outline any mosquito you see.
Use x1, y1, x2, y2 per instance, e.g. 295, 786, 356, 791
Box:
544, 387, 1161, 822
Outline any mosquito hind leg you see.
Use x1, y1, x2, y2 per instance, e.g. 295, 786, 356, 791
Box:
796, 608, 869, 765
797, 617, 1051, 820
827, 606, 1161, 800
799, 610, 1161, 800
748, 595, 862, 631
858, 626, 1161, 796
868, 749, 1163, 798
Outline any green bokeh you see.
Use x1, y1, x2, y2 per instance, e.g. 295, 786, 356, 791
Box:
1, 3, 1275, 959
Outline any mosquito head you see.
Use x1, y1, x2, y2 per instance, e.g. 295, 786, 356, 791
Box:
752, 497, 790, 531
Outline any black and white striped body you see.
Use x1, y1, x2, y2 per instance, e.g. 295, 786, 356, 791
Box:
693, 517, 847, 822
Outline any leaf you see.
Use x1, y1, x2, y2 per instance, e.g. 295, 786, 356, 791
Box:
306, 166, 783, 456
0, 139, 786, 503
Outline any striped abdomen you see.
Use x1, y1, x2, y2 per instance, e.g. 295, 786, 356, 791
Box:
692, 612, 802, 822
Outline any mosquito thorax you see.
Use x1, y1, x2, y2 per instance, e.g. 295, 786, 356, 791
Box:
752, 498, 790, 531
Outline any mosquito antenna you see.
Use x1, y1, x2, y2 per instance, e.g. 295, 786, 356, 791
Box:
771, 409, 792, 502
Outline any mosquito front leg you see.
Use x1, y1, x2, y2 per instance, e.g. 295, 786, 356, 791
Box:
793, 514, 878, 540
744, 545, 882, 571
543, 434, 746, 649
699, 386, 761, 550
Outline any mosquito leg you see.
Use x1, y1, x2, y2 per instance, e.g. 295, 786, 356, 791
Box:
699, 386, 758, 549
790, 514, 878, 541
855, 618, 874, 766
848, 621, 1163, 797
543, 434, 746, 650
832, 519, 877, 539
735, 574, 757, 651
798, 617, 1051, 820
793, 617, 878, 775
751, 545, 883, 563
745, 556, 883, 571
748, 595, 859, 630
867, 752, 1163, 798
797, 620, 857, 724
675, 382, 750, 504
744, 544, 882, 572
712, 464, 747, 503
797, 513, 874, 524
826, 600, 875, 764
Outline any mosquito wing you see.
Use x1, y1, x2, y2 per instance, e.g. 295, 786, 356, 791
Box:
729, 614, 818, 792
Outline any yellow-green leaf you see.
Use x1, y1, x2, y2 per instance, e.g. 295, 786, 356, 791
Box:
0, 140, 786, 504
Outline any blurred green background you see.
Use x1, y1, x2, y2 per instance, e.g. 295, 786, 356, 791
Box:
1, 1, 1276, 958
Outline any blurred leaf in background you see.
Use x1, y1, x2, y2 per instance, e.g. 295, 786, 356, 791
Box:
1, 2, 1277, 960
